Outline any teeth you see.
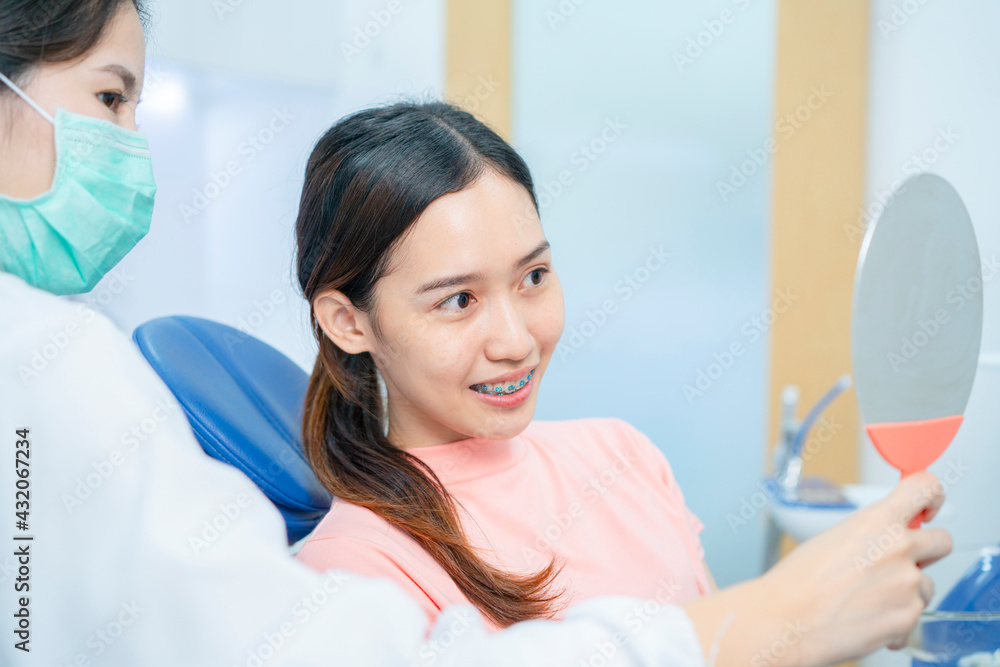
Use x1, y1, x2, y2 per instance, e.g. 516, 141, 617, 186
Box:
474, 370, 532, 395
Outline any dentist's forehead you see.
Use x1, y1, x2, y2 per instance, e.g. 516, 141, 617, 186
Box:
86, 3, 146, 84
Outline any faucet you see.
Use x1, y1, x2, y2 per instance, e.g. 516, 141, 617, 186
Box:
770, 374, 853, 502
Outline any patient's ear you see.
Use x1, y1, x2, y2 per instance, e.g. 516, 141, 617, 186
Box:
312, 288, 371, 355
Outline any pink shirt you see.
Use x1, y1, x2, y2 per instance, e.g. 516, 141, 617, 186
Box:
295, 417, 709, 630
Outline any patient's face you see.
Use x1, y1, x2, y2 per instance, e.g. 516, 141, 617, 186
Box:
369, 168, 564, 449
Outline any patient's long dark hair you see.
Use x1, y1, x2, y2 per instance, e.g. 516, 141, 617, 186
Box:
295, 100, 566, 628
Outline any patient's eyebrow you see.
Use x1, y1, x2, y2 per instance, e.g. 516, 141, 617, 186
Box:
415, 240, 551, 295
97, 63, 138, 97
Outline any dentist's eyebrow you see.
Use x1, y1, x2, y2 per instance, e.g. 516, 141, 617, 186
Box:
415, 240, 551, 295
98, 64, 138, 97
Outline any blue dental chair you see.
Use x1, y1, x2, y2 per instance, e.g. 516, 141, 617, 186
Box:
131, 315, 332, 544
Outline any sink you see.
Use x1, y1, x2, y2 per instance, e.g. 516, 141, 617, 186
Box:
767, 480, 893, 542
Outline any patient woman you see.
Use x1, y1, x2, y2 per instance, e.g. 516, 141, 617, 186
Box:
292, 100, 714, 631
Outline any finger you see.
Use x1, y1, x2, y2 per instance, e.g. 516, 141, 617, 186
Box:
888, 471, 945, 525
918, 573, 935, 607
887, 635, 907, 651
920, 484, 946, 523
910, 527, 953, 568
887, 621, 919, 653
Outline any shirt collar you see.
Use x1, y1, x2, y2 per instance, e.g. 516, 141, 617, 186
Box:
405, 430, 529, 484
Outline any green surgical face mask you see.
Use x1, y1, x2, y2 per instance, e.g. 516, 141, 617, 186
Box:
0, 70, 156, 295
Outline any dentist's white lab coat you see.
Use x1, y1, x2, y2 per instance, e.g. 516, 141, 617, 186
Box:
0, 271, 705, 667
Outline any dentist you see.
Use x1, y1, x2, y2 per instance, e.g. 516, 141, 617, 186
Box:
0, 1, 953, 666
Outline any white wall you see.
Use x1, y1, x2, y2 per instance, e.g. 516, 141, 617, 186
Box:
512, 0, 777, 587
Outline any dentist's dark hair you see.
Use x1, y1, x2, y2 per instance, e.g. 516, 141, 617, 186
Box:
295, 100, 566, 628
0, 0, 148, 91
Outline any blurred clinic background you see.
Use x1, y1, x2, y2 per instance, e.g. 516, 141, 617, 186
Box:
79, 3, 1000, 664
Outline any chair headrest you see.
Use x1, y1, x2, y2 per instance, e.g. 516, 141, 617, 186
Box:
132, 315, 332, 544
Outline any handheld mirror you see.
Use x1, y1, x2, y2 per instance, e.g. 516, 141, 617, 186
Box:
851, 173, 982, 529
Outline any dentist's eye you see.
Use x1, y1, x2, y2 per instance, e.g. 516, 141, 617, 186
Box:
439, 292, 474, 312
98, 91, 126, 113
523, 267, 550, 287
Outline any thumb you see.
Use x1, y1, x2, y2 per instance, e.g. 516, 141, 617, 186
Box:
883, 471, 945, 526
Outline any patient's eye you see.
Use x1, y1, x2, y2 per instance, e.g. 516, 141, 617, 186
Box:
523, 267, 549, 287
440, 292, 474, 312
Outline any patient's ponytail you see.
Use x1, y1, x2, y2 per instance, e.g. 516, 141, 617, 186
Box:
295, 100, 565, 628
